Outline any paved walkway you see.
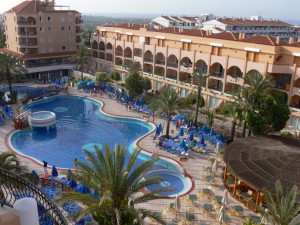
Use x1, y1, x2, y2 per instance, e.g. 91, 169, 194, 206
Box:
0, 84, 259, 224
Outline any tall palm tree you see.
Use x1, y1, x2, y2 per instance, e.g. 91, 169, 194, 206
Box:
0, 53, 27, 102
264, 180, 300, 225
236, 72, 274, 137
72, 44, 92, 80
227, 103, 240, 142
0, 151, 27, 173
150, 88, 180, 138
192, 69, 208, 126
58, 144, 170, 225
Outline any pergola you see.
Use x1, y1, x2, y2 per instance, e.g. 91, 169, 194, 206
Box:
223, 135, 300, 210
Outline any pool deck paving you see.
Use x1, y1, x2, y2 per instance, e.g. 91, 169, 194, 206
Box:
0, 85, 260, 224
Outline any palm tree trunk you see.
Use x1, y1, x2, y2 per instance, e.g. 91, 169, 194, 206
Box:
230, 119, 236, 141
166, 111, 170, 138
242, 121, 247, 137
193, 86, 202, 126
80, 61, 84, 80
6, 69, 13, 103
248, 129, 251, 137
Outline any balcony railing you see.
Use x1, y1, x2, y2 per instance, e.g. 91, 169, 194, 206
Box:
210, 71, 224, 78
116, 52, 123, 56
0, 168, 68, 225
155, 60, 165, 65
167, 62, 178, 68
144, 57, 153, 63
19, 42, 38, 46
75, 19, 83, 24
17, 21, 36, 25
124, 54, 132, 58
76, 29, 83, 33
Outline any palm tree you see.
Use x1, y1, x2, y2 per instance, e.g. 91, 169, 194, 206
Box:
58, 144, 170, 225
264, 180, 300, 225
192, 69, 208, 126
0, 53, 27, 102
227, 103, 240, 142
150, 88, 180, 138
72, 44, 92, 80
236, 72, 274, 137
0, 151, 27, 173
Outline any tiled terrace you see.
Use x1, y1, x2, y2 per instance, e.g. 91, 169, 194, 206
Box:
0, 84, 260, 224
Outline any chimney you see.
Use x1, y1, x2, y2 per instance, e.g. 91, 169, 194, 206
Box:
115, 22, 118, 26
242, 33, 245, 39
289, 37, 294, 44
128, 23, 131, 27
143, 24, 146, 28
239, 33, 242, 39
276, 36, 281, 44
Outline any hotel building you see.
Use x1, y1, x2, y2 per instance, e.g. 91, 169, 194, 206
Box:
91, 23, 300, 131
1, 0, 82, 81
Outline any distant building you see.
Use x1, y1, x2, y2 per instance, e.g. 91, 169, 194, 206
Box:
151, 14, 215, 30
1, 0, 82, 80
202, 16, 296, 42
152, 15, 299, 43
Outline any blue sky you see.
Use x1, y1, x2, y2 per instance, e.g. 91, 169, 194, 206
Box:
1, 0, 299, 21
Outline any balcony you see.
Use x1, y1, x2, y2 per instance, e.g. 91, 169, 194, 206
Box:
180, 65, 192, 73
76, 29, 83, 34
210, 71, 224, 78
75, 19, 83, 24
155, 60, 165, 66
226, 75, 244, 86
144, 57, 153, 63
167, 62, 178, 68
17, 21, 36, 26
124, 54, 132, 59
116, 51, 123, 57
19, 42, 38, 46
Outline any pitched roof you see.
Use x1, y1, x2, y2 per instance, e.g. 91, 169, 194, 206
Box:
207, 32, 239, 41
154, 27, 181, 34
239, 35, 286, 46
6, 0, 79, 13
218, 18, 292, 27
6, 0, 42, 13
160, 16, 198, 23
287, 41, 300, 47
179, 29, 207, 37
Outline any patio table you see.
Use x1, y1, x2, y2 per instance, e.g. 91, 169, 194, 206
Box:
250, 215, 261, 223
240, 192, 251, 200
186, 213, 195, 221
205, 175, 215, 182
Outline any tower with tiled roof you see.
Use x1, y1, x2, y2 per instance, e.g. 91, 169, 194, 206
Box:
1, 0, 82, 80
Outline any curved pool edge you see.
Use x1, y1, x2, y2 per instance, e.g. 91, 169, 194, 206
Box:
5, 130, 69, 171
6, 94, 195, 196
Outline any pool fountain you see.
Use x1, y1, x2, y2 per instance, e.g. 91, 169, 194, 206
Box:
28, 111, 56, 128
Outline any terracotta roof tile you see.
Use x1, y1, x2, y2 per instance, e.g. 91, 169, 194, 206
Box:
179, 29, 207, 37
218, 18, 292, 27
154, 27, 180, 34
239, 35, 286, 46
207, 32, 239, 41
6, 0, 79, 13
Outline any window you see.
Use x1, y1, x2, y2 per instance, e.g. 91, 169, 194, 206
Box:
39, 16, 43, 22
48, 16, 51, 21
61, 16, 65, 22
62, 46, 65, 50
68, 26, 71, 31
61, 26, 65, 31
48, 27, 51, 32
40, 27, 43, 32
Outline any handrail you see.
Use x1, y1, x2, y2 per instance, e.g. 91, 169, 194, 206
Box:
15, 109, 32, 120
0, 168, 68, 225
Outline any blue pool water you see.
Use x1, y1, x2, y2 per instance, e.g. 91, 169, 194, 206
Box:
0, 85, 38, 99
10, 95, 191, 196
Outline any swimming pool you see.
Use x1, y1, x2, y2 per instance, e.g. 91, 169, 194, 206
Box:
8, 95, 192, 196
0, 85, 38, 99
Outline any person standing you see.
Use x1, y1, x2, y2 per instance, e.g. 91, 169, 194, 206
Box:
43, 160, 48, 174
